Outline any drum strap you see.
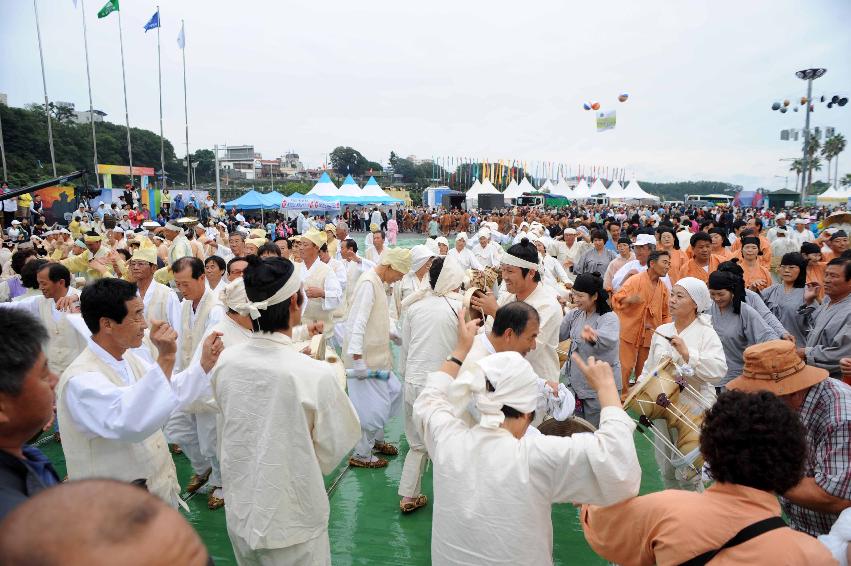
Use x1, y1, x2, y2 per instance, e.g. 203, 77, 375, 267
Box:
678, 516, 786, 566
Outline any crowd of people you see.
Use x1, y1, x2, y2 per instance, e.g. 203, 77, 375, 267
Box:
0, 189, 849, 565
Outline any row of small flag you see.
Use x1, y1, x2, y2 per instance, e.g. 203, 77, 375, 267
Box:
71, 0, 186, 48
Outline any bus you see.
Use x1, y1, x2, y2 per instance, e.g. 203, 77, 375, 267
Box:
516, 193, 571, 208
685, 194, 734, 206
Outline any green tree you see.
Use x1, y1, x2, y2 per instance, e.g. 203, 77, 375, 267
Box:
841, 173, 851, 187
823, 133, 846, 187
330, 146, 370, 176
789, 159, 804, 192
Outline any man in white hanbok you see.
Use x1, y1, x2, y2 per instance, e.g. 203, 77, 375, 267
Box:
398, 256, 465, 513
295, 229, 343, 335
392, 245, 436, 318
56, 278, 223, 508
446, 232, 483, 272
213, 258, 360, 566
472, 240, 563, 381
471, 229, 503, 269
166, 257, 226, 496
414, 316, 641, 565
0, 262, 87, 375
344, 248, 412, 468
129, 239, 181, 332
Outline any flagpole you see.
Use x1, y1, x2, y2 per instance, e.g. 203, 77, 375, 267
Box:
0, 109, 7, 182
33, 0, 57, 177
156, 7, 165, 188
79, 0, 99, 188
181, 19, 190, 190
116, 8, 134, 186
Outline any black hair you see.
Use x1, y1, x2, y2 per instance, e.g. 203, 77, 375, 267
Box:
243, 256, 303, 333
38, 262, 71, 288
492, 301, 540, 337
827, 257, 851, 281
115, 248, 132, 262
319, 243, 329, 254
344, 238, 358, 253
708, 227, 730, 248
754, 219, 764, 229
373, 230, 386, 241
257, 243, 281, 257
572, 273, 611, 315
80, 278, 139, 334
708, 261, 746, 314
701, 390, 805, 493
228, 232, 245, 241
732, 219, 746, 230
689, 232, 712, 247
0, 309, 49, 396
10, 249, 36, 275
800, 242, 821, 256
171, 256, 204, 279
655, 226, 680, 250
226, 256, 248, 275
505, 239, 541, 282
780, 252, 807, 288
205, 255, 227, 271
428, 257, 445, 290
648, 250, 670, 265
590, 229, 608, 243
21, 259, 49, 290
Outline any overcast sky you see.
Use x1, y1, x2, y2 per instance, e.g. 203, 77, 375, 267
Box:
2, 0, 850, 189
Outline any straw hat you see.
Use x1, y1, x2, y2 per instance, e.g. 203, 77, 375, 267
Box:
726, 340, 828, 396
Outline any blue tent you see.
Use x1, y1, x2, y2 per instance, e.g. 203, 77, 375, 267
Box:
223, 190, 270, 210
261, 191, 286, 208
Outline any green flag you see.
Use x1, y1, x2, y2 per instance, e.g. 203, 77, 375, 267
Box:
97, 0, 119, 18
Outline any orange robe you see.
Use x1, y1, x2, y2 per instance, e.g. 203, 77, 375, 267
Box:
677, 255, 721, 284
711, 248, 734, 263
731, 234, 771, 268
665, 249, 688, 284
612, 272, 671, 391
740, 259, 772, 292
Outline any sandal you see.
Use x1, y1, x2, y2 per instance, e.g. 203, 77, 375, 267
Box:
373, 441, 399, 456
400, 495, 428, 514
349, 456, 388, 469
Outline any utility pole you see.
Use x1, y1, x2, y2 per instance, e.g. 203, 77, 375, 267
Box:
796, 68, 826, 200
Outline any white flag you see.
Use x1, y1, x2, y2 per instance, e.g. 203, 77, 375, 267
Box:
177, 21, 185, 49
72, 0, 78, 7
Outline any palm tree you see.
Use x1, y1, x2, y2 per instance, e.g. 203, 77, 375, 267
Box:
789, 159, 804, 192
842, 173, 851, 187
830, 133, 846, 187
822, 135, 843, 185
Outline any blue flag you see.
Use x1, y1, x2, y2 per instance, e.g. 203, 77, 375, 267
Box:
144, 10, 160, 32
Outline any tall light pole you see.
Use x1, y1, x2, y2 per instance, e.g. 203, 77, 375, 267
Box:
796, 68, 826, 201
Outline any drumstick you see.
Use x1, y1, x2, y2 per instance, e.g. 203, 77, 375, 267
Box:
653, 329, 674, 342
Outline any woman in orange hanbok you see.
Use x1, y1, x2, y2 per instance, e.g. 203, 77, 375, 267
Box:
656, 226, 687, 283
709, 228, 734, 263
739, 236, 772, 292
801, 241, 826, 300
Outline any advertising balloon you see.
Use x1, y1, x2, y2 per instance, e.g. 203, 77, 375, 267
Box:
783, 99, 790, 107
771, 102, 781, 111
583, 103, 591, 111
617, 94, 629, 102
780, 107, 788, 113
591, 102, 600, 110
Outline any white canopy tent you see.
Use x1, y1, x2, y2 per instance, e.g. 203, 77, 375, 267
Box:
539, 179, 555, 193
503, 179, 522, 200
337, 174, 363, 198
552, 178, 573, 197
479, 179, 501, 195
307, 172, 339, 197
816, 185, 848, 203
589, 178, 607, 197
622, 179, 659, 201
360, 176, 389, 198
517, 177, 536, 195
607, 179, 626, 200
571, 178, 593, 200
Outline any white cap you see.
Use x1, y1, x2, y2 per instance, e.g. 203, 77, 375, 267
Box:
564, 227, 577, 235
776, 213, 786, 219
635, 233, 656, 246
11, 220, 20, 225
112, 226, 125, 233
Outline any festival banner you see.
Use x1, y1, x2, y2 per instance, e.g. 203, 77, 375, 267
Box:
280, 197, 341, 212
596, 110, 617, 132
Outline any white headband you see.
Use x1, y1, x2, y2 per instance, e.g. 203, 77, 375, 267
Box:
164, 222, 181, 231
241, 265, 303, 320
501, 252, 539, 271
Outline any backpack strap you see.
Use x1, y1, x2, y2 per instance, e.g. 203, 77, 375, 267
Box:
679, 516, 787, 566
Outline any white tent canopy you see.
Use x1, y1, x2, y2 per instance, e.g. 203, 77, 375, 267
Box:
607, 179, 626, 200
360, 176, 387, 198
466, 178, 483, 198
517, 177, 536, 195
539, 179, 555, 193
307, 172, 339, 197
589, 178, 607, 196
816, 185, 847, 202
503, 179, 522, 200
337, 174, 363, 197
571, 178, 593, 200
479, 179, 500, 195
552, 178, 573, 197
622, 179, 659, 201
